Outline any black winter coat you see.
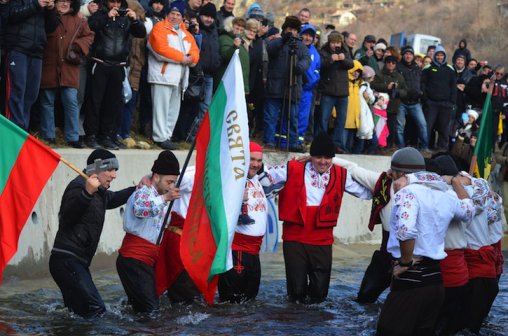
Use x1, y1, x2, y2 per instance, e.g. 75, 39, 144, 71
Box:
265, 37, 311, 100
52, 176, 135, 265
318, 43, 354, 97
371, 67, 408, 115
397, 61, 422, 104
421, 62, 457, 104
3, 0, 59, 58
198, 22, 220, 75
88, 0, 146, 63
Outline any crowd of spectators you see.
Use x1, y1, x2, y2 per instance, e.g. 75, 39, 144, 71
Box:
0, 0, 506, 158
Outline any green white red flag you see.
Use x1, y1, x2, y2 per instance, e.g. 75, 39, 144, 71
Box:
180, 51, 250, 304
0, 115, 60, 283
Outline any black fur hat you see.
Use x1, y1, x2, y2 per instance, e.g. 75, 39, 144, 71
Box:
281, 15, 301, 32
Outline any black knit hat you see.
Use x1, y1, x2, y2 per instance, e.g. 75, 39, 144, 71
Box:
281, 15, 301, 32
310, 132, 335, 158
200, 2, 217, 19
151, 150, 180, 175
432, 154, 459, 176
401, 45, 414, 55
87, 149, 116, 165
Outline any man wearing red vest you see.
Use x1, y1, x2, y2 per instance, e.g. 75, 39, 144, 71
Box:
266, 132, 372, 303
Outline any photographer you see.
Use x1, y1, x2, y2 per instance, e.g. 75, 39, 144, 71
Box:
316, 31, 354, 153
84, 0, 146, 150
263, 15, 310, 151
371, 55, 407, 148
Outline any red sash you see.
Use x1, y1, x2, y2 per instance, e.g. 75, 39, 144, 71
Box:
440, 249, 469, 288
232, 232, 264, 255
464, 246, 497, 279
492, 240, 504, 276
118, 233, 159, 267
154, 212, 186, 296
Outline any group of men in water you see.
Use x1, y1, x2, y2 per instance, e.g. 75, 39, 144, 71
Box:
49, 132, 503, 335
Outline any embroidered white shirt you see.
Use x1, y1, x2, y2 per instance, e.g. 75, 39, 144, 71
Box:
267, 161, 372, 206
235, 175, 268, 237
388, 183, 474, 260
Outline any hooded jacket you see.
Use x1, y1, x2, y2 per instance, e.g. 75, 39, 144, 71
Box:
3, 0, 59, 58
421, 46, 457, 104
397, 59, 422, 105
198, 16, 220, 76
345, 60, 363, 129
452, 39, 471, 64
300, 24, 321, 91
88, 0, 146, 63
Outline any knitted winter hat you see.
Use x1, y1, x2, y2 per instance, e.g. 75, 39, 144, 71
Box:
151, 150, 180, 175
401, 45, 414, 55
432, 154, 459, 176
87, 149, 116, 165
168, 0, 184, 16
310, 132, 335, 158
374, 43, 386, 51
364, 34, 376, 43
200, 2, 217, 19
327, 30, 344, 43
250, 142, 263, 153
362, 65, 376, 79
391, 147, 425, 173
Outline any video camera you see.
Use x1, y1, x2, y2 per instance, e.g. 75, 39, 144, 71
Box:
85, 158, 119, 175
283, 32, 302, 53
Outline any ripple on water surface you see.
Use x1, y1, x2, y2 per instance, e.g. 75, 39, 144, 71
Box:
0, 247, 506, 335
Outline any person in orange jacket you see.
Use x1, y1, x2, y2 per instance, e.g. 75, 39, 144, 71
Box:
147, 0, 199, 150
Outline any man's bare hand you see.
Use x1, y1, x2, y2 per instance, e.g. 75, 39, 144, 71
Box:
85, 174, 101, 194
87, 1, 98, 14
163, 186, 181, 202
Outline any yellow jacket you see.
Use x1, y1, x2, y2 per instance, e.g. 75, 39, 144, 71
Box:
345, 60, 364, 129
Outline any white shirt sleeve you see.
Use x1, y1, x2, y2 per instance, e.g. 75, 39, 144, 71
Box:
452, 198, 475, 223
392, 188, 419, 241
265, 163, 288, 185
344, 171, 373, 199
332, 158, 380, 192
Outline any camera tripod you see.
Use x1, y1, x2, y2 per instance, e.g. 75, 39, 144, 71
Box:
277, 49, 300, 152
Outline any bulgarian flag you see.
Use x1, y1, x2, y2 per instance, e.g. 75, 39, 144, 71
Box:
471, 93, 493, 178
180, 51, 250, 304
0, 115, 60, 283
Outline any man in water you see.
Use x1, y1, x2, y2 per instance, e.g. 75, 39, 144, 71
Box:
116, 150, 181, 313
267, 132, 371, 303
49, 149, 136, 318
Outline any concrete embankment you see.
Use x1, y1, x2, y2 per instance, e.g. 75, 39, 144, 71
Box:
0, 149, 438, 277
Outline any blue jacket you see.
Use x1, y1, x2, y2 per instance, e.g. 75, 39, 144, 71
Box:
303, 44, 320, 90
299, 24, 320, 91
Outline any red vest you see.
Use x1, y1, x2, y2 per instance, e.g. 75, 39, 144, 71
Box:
278, 161, 347, 228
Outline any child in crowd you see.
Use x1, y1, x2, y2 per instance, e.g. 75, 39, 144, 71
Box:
373, 93, 390, 148
355, 65, 377, 154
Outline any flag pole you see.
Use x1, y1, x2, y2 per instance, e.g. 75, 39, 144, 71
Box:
60, 157, 89, 179
156, 133, 198, 245
468, 74, 495, 176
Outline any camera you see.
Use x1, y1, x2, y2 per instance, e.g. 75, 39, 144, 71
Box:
117, 9, 128, 16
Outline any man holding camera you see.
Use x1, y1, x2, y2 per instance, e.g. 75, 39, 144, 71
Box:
49, 149, 137, 318
85, 0, 146, 150
263, 15, 310, 151
371, 55, 407, 149
316, 31, 354, 153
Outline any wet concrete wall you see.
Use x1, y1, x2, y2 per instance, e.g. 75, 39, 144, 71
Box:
6, 150, 391, 276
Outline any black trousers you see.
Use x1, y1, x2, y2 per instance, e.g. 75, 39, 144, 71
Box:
356, 249, 393, 303
425, 100, 453, 150
84, 62, 124, 139
166, 270, 201, 304
377, 284, 444, 336
116, 255, 158, 313
49, 253, 106, 318
218, 250, 261, 303
283, 241, 332, 304
434, 283, 470, 336
465, 277, 499, 333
